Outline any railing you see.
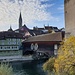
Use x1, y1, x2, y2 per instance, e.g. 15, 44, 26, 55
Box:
0, 50, 22, 56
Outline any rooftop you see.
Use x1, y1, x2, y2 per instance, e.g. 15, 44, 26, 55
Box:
24, 32, 63, 42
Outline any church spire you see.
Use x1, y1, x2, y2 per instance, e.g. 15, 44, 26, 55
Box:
19, 12, 22, 28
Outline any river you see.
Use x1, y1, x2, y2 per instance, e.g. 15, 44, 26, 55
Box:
10, 59, 47, 75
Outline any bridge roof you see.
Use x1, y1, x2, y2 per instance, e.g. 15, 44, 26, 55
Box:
23, 32, 63, 42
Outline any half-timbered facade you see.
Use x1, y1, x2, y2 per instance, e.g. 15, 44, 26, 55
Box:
0, 29, 24, 60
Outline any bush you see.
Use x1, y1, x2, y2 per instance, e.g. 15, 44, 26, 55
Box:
43, 57, 55, 74
0, 63, 13, 75
43, 36, 75, 75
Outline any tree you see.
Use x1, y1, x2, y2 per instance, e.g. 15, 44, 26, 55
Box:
43, 36, 75, 75
43, 57, 55, 75
54, 36, 75, 75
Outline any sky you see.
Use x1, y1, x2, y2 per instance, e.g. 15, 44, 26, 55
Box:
0, 0, 64, 31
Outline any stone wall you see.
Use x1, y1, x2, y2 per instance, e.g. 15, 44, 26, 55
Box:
64, 0, 75, 37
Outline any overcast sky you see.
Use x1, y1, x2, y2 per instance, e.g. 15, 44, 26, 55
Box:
0, 0, 64, 31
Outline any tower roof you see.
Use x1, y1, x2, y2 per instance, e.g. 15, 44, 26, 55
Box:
19, 12, 22, 19
19, 12, 22, 28
8, 26, 13, 32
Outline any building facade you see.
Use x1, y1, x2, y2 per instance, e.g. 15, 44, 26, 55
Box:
22, 32, 63, 58
64, 0, 75, 37
0, 30, 24, 60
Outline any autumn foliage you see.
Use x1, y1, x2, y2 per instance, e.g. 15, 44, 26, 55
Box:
43, 36, 75, 75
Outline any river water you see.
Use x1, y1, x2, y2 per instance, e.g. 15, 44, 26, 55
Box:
10, 59, 47, 75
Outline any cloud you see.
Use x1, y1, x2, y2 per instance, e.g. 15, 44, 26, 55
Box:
58, 5, 64, 10
0, 0, 55, 30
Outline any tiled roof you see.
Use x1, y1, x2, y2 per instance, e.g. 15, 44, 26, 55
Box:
30, 29, 44, 36
0, 31, 24, 40
24, 32, 63, 42
15, 25, 28, 32
15, 25, 33, 36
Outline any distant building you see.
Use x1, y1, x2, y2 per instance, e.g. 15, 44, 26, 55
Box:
64, 0, 75, 37
15, 24, 32, 38
17, 12, 63, 37
0, 27, 24, 59
44, 25, 59, 32
32, 25, 60, 36
33, 26, 59, 32
0, 12, 30, 60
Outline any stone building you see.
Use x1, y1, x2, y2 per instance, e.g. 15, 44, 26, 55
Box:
64, 0, 75, 37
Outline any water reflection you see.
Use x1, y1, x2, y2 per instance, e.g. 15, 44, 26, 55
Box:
10, 60, 47, 75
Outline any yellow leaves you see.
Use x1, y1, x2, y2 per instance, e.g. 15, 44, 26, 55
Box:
43, 36, 75, 75
58, 56, 64, 62
43, 57, 55, 72
54, 60, 59, 73
54, 63, 59, 73
54, 36, 75, 75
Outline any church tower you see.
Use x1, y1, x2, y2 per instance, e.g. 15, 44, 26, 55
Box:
19, 12, 22, 28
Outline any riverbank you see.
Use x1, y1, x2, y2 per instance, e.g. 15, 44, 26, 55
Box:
0, 55, 33, 62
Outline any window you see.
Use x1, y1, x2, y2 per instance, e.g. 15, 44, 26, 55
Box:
1, 40, 4, 45
12, 47, 13, 49
8, 39, 10, 44
12, 39, 16, 44
1, 47, 2, 49
17, 39, 21, 44
4, 47, 6, 49
7, 47, 10, 49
